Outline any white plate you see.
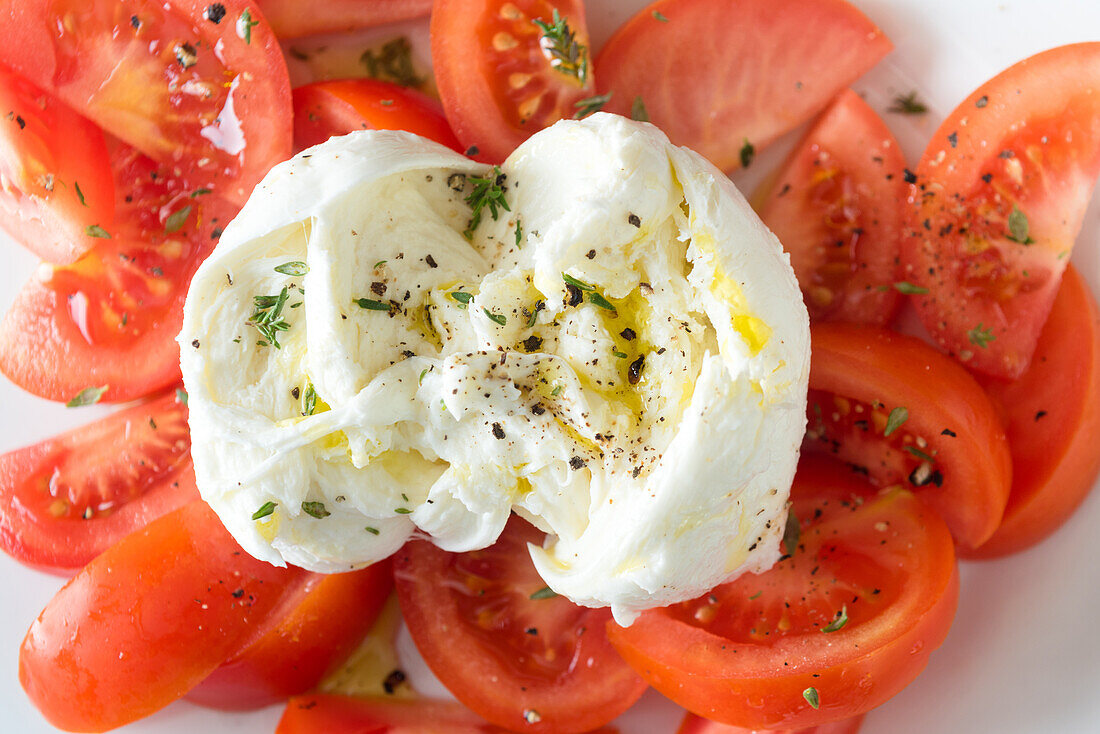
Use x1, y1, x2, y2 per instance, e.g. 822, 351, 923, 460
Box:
2, 1, 1099, 732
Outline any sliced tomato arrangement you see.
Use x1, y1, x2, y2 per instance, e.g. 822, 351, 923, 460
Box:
0, 66, 114, 264
0, 142, 239, 403
189, 560, 394, 710
394, 514, 648, 733
902, 42, 1100, 379
0, 0, 292, 206
277, 694, 518, 733
293, 78, 460, 153
19, 500, 311, 732
805, 323, 1012, 550
966, 265, 1100, 558
758, 89, 906, 325
595, 0, 892, 170
609, 454, 959, 730
679, 711, 865, 734
0, 388, 197, 574
432, 0, 597, 162
259, 0, 433, 39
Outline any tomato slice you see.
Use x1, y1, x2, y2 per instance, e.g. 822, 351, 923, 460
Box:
901, 42, 1100, 379
293, 78, 461, 154
594, 0, 892, 171
259, 0, 433, 39
394, 515, 647, 734
678, 711, 864, 734
0, 388, 197, 574
277, 694, 516, 733
966, 265, 1100, 558
431, 0, 596, 163
188, 560, 394, 710
609, 455, 958, 730
805, 323, 1012, 550
757, 89, 906, 325
0, 0, 292, 206
0, 141, 238, 403
19, 500, 310, 732
0, 65, 114, 264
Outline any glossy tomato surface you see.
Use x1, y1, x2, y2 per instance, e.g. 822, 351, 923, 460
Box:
394, 515, 647, 733
277, 694, 516, 733
757, 89, 906, 325
678, 711, 864, 734
292, 78, 460, 153
595, 0, 892, 171
901, 43, 1100, 379
0, 66, 114, 264
966, 265, 1100, 558
805, 324, 1011, 550
259, 0, 433, 39
609, 455, 958, 730
0, 388, 196, 574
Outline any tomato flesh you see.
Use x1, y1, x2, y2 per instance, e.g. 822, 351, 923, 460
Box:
805, 324, 1011, 550
432, 0, 596, 163
278, 694, 516, 733
0, 0, 292, 206
19, 500, 309, 732
609, 455, 958, 730
678, 711, 865, 734
967, 265, 1100, 558
0, 65, 114, 263
0, 388, 198, 574
259, 0, 433, 39
902, 42, 1100, 378
594, 0, 892, 170
292, 78, 461, 154
758, 89, 905, 325
394, 515, 647, 734
189, 560, 394, 710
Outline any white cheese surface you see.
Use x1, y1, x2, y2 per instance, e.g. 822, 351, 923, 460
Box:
179, 114, 810, 624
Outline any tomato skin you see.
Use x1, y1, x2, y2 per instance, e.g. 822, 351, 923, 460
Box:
806, 324, 1011, 550
965, 265, 1100, 558
0, 0, 292, 206
902, 42, 1100, 379
277, 694, 516, 733
432, 0, 596, 163
678, 711, 864, 734
259, 0, 433, 39
292, 78, 461, 154
609, 455, 959, 730
0, 65, 115, 264
188, 560, 394, 710
0, 389, 198, 574
394, 515, 647, 734
18, 500, 310, 732
758, 89, 905, 325
594, 0, 892, 170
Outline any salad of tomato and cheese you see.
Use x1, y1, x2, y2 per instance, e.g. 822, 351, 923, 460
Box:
0, 0, 1098, 733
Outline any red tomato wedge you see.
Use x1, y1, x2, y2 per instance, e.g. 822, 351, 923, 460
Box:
0, 388, 197, 574
0, 65, 114, 264
293, 78, 461, 154
432, 0, 597, 163
902, 42, 1100, 379
277, 694, 517, 733
805, 324, 1012, 550
259, 0, 433, 39
594, 0, 892, 171
0, 0, 292, 206
609, 455, 958, 730
189, 560, 394, 710
678, 711, 864, 734
19, 500, 309, 732
394, 515, 647, 734
0, 142, 238, 403
758, 89, 906, 325
967, 265, 1100, 558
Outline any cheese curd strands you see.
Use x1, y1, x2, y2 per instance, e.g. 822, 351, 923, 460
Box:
180, 114, 810, 624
